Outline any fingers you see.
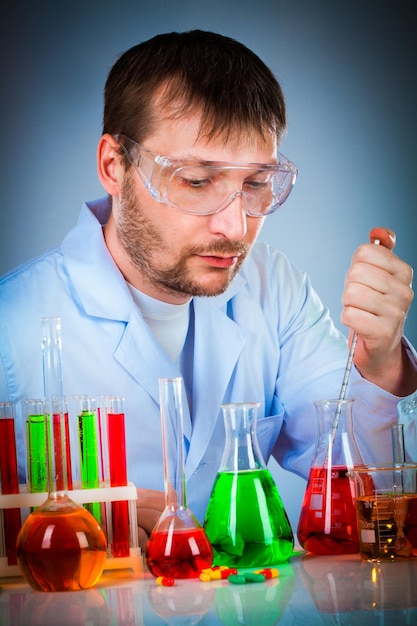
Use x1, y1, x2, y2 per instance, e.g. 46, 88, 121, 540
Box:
341, 228, 414, 378
369, 226, 396, 250
136, 487, 165, 551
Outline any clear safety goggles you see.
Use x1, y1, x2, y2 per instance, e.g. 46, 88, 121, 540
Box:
114, 134, 298, 217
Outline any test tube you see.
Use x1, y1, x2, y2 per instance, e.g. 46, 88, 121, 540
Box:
0, 402, 21, 565
391, 423, 406, 463
75, 395, 102, 523
23, 399, 48, 493
104, 395, 130, 557
51, 397, 73, 492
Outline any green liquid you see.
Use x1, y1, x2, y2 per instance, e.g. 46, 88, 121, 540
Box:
204, 468, 294, 567
26, 414, 48, 493
78, 411, 101, 523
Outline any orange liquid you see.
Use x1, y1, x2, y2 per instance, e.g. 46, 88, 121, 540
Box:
16, 504, 107, 591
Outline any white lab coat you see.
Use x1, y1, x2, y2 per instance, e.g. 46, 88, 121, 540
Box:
1, 198, 415, 522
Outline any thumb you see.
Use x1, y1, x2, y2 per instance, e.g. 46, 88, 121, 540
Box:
369, 227, 396, 250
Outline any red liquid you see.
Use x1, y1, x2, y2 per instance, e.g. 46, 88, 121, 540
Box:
107, 412, 129, 557
0, 418, 21, 564
52, 412, 73, 490
297, 465, 359, 554
16, 500, 107, 591
146, 527, 213, 578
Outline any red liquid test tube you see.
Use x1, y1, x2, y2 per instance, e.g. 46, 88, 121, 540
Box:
105, 396, 130, 557
0, 402, 22, 565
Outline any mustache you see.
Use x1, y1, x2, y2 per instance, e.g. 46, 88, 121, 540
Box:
189, 240, 249, 257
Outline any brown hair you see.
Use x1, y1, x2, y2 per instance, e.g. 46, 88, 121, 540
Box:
103, 30, 286, 146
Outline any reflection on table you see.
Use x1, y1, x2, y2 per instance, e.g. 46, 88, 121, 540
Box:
1, 553, 416, 625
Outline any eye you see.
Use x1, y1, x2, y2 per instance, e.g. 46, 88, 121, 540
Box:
174, 167, 217, 190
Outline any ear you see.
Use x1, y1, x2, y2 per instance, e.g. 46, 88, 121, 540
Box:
97, 133, 123, 195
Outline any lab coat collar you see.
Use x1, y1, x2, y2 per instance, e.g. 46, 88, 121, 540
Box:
63, 200, 248, 472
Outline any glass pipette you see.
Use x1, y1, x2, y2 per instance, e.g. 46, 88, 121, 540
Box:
329, 239, 380, 446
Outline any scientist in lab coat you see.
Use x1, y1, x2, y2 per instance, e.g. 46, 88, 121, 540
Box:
1, 30, 416, 549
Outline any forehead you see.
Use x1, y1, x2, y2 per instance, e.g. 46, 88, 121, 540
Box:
145, 106, 278, 163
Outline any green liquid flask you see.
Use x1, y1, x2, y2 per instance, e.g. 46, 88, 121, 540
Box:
204, 402, 294, 568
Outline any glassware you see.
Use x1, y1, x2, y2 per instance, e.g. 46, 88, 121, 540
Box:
145, 377, 213, 578
0, 401, 21, 565
397, 389, 417, 462
75, 395, 102, 524
16, 317, 107, 591
297, 399, 364, 555
203, 402, 294, 567
353, 462, 417, 561
102, 395, 130, 557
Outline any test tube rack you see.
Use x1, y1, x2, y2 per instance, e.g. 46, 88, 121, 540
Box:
0, 482, 142, 579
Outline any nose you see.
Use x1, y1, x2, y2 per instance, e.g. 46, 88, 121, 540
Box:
208, 192, 248, 240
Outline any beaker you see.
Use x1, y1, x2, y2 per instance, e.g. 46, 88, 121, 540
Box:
145, 377, 213, 579
297, 399, 364, 555
16, 317, 107, 591
203, 402, 294, 567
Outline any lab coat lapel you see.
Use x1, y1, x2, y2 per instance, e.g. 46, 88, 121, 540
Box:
113, 312, 193, 443
185, 290, 245, 477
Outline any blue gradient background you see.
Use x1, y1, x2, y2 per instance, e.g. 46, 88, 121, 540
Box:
1, 0, 416, 529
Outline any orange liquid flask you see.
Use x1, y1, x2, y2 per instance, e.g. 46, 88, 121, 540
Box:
16, 317, 107, 591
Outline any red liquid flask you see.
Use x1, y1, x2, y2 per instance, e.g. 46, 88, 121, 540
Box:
297, 399, 364, 555
145, 378, 213, 578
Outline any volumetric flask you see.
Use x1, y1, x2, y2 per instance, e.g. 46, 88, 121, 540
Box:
16, 317, 107, 591
297, 399, 364, 555
204, 402, 294, 567
145, 377, 213, 579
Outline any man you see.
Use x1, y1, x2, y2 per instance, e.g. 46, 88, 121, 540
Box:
1, 30, 416, 549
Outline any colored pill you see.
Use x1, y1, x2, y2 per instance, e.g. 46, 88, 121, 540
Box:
211, 567, 238, 580
228, 574, 247, 585
244, 572, 266, 583
255, 568, 279, 579
156, 576, 175, 587
199, 572, 212, 582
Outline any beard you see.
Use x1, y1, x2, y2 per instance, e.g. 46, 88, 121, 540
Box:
115, 176, 250, 299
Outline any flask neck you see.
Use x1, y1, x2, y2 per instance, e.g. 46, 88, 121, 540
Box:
220, 403, 265, 472
47, 402, 70, 496
312, 399, 364, 469
159, 378, 188, 509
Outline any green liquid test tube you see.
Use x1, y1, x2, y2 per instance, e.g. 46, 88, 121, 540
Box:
23, 400, 48, 494
76, 397, 101, 524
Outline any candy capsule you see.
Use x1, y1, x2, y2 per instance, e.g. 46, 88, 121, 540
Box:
156, 576, 175, 587
254, 568, 279, 579
210, 567, 238, 580
199, 572, 212, 582
243, 572, 266, 583
228, 574, 247, 585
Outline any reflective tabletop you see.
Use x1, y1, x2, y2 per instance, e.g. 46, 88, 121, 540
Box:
1, 551, 416, 625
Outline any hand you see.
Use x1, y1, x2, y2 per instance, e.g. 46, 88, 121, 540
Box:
136, 488, 165, 551
341, 227, 416, 395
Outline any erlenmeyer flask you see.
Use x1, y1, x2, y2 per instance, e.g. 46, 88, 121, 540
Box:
297, 398, 364, 555
203, 402, 294, 567
145, 377, 213, 579
16, 317, 107, 591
